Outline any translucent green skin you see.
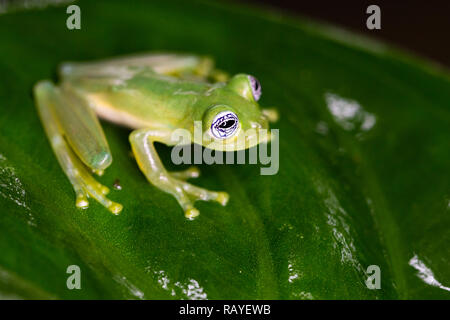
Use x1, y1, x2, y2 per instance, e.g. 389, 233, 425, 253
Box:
34, 53, 276, 218
65, 65, 270, 151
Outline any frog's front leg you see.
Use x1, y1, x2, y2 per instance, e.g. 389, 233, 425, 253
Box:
129, 129, 228, 219
34, 81, 122, 214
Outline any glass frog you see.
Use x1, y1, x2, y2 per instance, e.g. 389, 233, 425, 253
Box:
34, 53, 278, 219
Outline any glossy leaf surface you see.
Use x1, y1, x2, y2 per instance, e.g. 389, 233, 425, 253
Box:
0, 0, 449, 299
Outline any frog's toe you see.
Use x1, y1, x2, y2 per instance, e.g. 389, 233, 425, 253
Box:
108, 202, 123, 215
216, 192, 229, 206
75, 192, 89, 209
92, 168, 105, 177
262, 108, 279, 123
185, 207, 200, 220
170, 166, 200, 180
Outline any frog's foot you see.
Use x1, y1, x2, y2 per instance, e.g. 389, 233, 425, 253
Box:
209, 69, 230, 83
51, 136, 123, 215
72, 159, 123, 215
193, 56, 229, 82
169, 176, 229, 220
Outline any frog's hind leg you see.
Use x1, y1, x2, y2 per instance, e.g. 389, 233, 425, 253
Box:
160, 54, 229, 83
162, 55, 229, 83
126, 53, 229, 82
34, 81, 122, 214
60, 53, 229, 83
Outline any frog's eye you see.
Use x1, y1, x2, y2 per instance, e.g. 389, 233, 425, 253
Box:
248, 75, 262, 101
211, 111, 239, 139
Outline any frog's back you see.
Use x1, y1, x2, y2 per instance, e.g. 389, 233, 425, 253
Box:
63, 63, 212, 130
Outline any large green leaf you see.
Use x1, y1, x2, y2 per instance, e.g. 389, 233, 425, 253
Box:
0, 0, 449, 299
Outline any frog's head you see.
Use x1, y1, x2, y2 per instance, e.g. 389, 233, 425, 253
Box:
198, 74, 271, 151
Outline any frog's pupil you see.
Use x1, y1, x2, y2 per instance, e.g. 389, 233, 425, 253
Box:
219, 120, 235, 129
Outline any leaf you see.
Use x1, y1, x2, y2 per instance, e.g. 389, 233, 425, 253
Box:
0, 0, 449, 299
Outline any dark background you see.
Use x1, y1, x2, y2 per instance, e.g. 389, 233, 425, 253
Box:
243, 0, 450, 67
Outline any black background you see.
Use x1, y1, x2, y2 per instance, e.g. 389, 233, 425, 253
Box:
242, 0, 450, 67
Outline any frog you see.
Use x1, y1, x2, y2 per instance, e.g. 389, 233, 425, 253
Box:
34, 53, 278, 219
